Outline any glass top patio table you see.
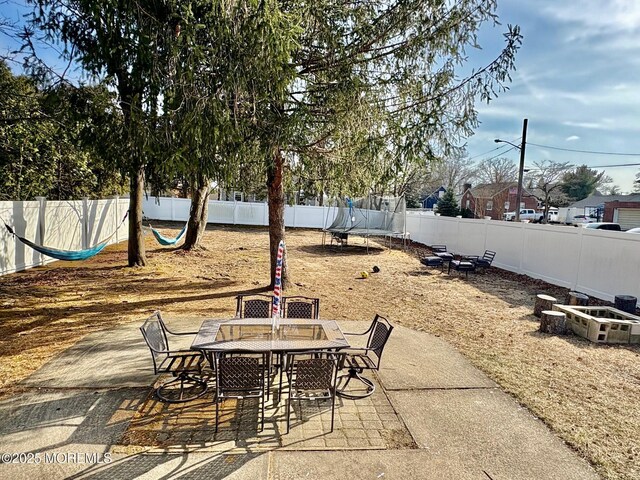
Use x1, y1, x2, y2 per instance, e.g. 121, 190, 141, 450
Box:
191, 318, 350, 352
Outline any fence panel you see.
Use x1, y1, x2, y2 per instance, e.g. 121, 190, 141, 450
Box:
519, 225, 580, 288
575, 230, 640, 300
237, 202, 267, 226
207, 201, 236, 224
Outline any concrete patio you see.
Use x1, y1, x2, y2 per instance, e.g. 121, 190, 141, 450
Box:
0, 319, 599, 479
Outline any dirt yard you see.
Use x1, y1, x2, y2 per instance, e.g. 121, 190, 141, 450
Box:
1, 224, 638, 479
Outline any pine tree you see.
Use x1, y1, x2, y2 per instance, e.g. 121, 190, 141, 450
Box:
436, 190, 459, 217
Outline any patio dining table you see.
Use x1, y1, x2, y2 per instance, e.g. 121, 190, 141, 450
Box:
191, 318, 350, 402
191, 318, 350, 354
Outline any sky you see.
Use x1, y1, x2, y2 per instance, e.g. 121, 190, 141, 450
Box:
2, 1, 640, 193
466, 0, 640, 193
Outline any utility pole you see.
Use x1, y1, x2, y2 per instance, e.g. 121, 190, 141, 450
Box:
514, 118, 528, 222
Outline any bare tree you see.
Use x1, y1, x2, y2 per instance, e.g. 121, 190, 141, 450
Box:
524, 160, 571, 223
474, 157, 517, 185
431, 155, 477, 192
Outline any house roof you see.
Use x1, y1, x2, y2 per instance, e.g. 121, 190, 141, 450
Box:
422, 186, 446, 200
568, 193, 640, 208
467, 182, 526, 199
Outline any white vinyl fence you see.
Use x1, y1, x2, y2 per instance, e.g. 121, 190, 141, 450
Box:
3, 195, 638, 302
0, 197, 129, 275
406, 213, 640, 302
143, 196, 338, 229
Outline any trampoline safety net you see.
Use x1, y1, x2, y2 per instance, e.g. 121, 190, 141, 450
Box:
325, 195, 406, 238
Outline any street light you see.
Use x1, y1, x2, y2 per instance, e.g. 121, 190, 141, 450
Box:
494, 118, 528, 222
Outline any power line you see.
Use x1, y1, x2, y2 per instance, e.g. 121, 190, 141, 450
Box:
526, 142, 640, 156
480, 145, 518, 163
589, 162, 640, 168
467, 138, 521, 161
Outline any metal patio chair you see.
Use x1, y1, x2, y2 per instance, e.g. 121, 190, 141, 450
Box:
213, 351, 267, 432
235, 294, 274, 318
464, 250, 496, 271
336, 314, 394, 399
431, 244, 454, 262
285, 351, 342, 433
139, 312, 207, 403
282, 296, 320, 319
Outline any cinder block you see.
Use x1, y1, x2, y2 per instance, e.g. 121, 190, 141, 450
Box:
606, 322, 632, 344
553, 305, 640, 344
585, 317, 609, 343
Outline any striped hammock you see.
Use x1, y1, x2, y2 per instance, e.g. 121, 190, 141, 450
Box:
147, 223, 187, 246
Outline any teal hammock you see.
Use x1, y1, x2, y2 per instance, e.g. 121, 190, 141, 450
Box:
147, 223, 187, 246
3, 212, 128, 262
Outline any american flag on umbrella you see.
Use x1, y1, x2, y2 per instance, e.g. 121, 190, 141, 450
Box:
272, 240, 285, 328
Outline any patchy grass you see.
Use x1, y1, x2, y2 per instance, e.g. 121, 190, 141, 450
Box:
1, 224, 639, 479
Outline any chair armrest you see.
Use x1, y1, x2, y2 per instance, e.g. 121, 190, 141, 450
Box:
341, 347, 371, 354
343, 324, 374, 337
463, 255, 479, 261
163, 326, 198, 336
168, 349, 203, 356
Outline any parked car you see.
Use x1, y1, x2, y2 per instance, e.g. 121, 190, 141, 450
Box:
626, 227, 640, 234
583, 222, 621, 231
571, 214, 596, 226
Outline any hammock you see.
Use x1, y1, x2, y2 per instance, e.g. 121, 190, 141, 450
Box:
3, 212, 128, 262
147, 223, 187, 246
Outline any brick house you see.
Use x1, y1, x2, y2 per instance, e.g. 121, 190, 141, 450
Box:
460, 182, 538, 220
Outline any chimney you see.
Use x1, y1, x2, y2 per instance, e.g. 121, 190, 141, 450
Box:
463, 183, 472, 193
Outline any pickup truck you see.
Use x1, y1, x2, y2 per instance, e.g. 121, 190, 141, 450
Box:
503, 209, 545, 222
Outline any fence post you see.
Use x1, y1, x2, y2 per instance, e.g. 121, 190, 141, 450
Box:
292, 204, 296, 228
82, 197, 89, 248
233, 200, 238, 225
113, 196, 120, 244
35, 196, 47, 265
518, 222, 526, 273
573, 226, 585, 291
483, 217, 489, 252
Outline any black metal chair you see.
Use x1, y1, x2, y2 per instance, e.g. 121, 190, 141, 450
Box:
431, 244, 454, 262
139, 312, 207, 403
336, 314, 393, 399
282, 296, 320, 319
235, 294, 274, 318
285, 351, 342, 433
213, 351, 267, 433
464, 250, 496, 271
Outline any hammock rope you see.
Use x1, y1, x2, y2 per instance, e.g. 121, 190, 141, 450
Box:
146, 223, 187, 246
3, 211, 129, 261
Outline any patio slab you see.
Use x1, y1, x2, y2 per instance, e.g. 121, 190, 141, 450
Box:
115, 370, 414, 453
1, 320, 600, 479
21, 318, 206, 389
377, 321, 497, 390
388, 388, 598, 480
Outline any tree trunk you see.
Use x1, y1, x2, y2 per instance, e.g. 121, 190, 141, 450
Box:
127, 163, 147, 266
182, 174, 210, 250
267, 148, 288, 289
534, 294, 557, 318
540, 310, 568, 335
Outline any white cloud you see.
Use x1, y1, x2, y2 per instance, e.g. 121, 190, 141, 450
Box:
540, 0, 640, 34
566, 135, 580, 141
562, 121, 611, 130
